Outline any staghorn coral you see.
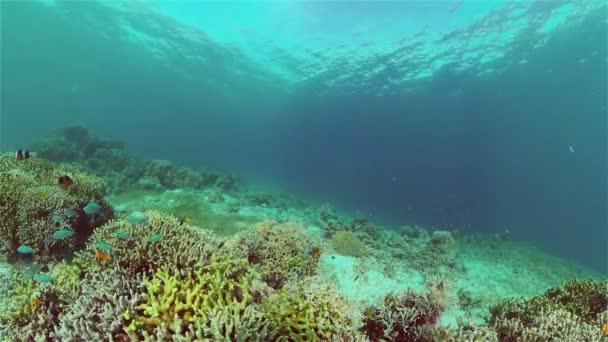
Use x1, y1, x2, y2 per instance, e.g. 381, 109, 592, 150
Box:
76, 210, 220, 275
124, 253, 262, 339
360, 278, 450, 341
262, 279, 362, 341
331, 230, 368, 257
51, 268, 142, 341
0, 153, 112, 256
225, 220, 323, 289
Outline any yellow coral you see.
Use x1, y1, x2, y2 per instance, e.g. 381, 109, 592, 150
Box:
125, 254, 258, 338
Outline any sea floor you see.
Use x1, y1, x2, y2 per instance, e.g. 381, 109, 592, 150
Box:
107, 188, 601, 327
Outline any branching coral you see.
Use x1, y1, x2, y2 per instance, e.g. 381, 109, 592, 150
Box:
0, 154, 112, 256
51, 268, 143, 341
124, 254, 261, 339
262, 279, 362, 341
490, 278, 608, 341
0, 278, 65, 342
360, 278, 450, 341
225, 220, 323, 289
76, 210, 220, 274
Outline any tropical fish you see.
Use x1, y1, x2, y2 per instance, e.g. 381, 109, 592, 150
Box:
51, 215, 64, 223
96, 249, 110, 261
127, 211, 147, 224
15, 149, 31, 160
148, 234, 162, 242
32, 298, 40, 309
58, 175, 73, 188
83, 201, 101, 215
115, 230, 130, 240
64, 208, 77, 218
17, 245, 36, 254
34, 273, 52, 283
95, 241, 112, 251
604, 322, 608, 334
179, 216, 191, 225
52, 228, 74, 240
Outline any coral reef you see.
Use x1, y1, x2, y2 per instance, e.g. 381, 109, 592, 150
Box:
124, 254, 262, 339
51, 268, 142, 340
76, 210, 220, 274
360, 278, 450, 341
225, 220, 323, 289
331, 230, 369, 257
0, 153, 112, 257
490, 278, 608, 341
262, 279, 363, 340
29, 125, 234, 193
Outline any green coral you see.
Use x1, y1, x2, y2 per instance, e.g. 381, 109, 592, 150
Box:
124, 254, 259, 338
331, 230, 368, 257
0, 153, 111, 254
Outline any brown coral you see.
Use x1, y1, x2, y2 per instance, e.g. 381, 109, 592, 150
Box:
225, 220, 323, 289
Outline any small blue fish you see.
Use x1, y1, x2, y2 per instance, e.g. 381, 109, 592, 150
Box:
115, 230, 130, 240
148, 234, 162, 242
64, 208, 77, 218
52, 228, 74, 240
51, 215, 64, 223
17, 245, 36, 254
34, 273, 52, 283
95, 241, 112, 251
83, 201, 101, 215
127, 211, 147, 224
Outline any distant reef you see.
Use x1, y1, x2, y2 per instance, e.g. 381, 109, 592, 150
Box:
29, 124, 240, 194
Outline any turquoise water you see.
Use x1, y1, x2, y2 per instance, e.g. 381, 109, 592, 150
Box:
0, 1, 607, 340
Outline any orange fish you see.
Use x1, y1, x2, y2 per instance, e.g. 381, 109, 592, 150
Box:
32, 297, 39, 309
604, 323, 608, 334
96, 249, 110, 261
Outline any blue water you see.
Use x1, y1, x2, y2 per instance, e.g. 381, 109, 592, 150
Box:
1, 1, 606, 272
